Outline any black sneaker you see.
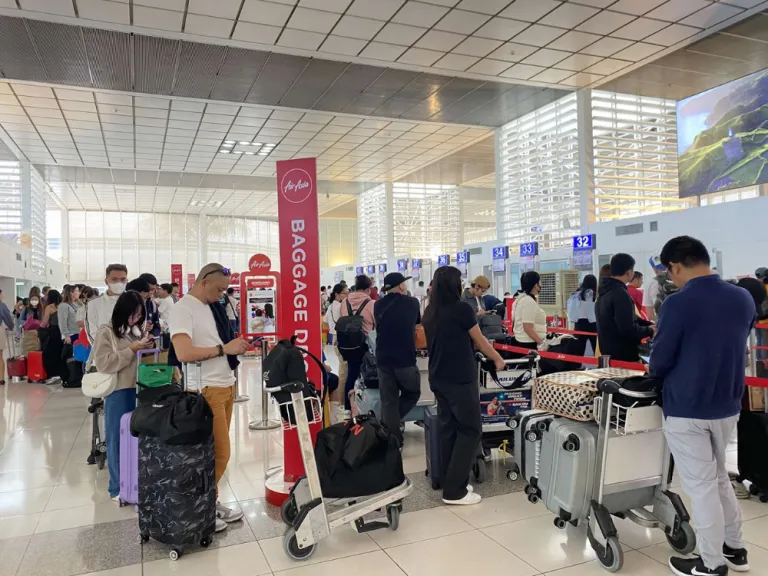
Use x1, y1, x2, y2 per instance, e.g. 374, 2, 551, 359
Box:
723, 544, 749, 572
669, 557, 728, 576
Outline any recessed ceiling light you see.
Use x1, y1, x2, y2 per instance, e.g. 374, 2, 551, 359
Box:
233, 150, 243, 154
239, 141, 250, 145
258, 152, 269, 155
265, 143, 276, 147
224, 140, 235, 145
219, 149, 230, 154
252, 142, 262, 146
245, 151, 255, 155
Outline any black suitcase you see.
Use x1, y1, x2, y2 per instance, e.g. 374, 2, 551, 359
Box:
63, 358, 82, 388
138, 435, 216, 559
737, 409, 768, 502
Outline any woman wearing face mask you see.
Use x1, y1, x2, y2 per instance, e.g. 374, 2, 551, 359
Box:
76, 287, 96, 329
91, 291, 154, 502
20, 287, 43, 355
57, 285, 81, 345
40, 289, 67, 385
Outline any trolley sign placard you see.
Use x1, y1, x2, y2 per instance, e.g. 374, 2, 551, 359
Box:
519, 241, 539, 257
456, 250, 469, 264
572, 234, 596, 251
437, 254, 450, 267
240, 255, 281, 339
492, 246, 509, 260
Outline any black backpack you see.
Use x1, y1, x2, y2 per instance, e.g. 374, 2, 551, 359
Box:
335, 299, 370, 361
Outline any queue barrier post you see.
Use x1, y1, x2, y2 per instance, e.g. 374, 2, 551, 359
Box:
598, 355, 610, 369
249, 339, 280, 431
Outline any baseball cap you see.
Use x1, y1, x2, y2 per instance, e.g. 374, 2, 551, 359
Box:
472, 275, 491, 289
755, 267, 768, 279
382, 272, 411, 292
649, 255, 666, 272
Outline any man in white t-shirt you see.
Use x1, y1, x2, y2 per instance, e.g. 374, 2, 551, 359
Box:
169, 263, 249, 533
643, 258, 666, 321
86, 264, 129, 345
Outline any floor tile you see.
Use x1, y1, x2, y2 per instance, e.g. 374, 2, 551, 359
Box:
217, 479, 237, 504
742, 513, 768, 549
275, 550, 405, 576
45, 480, 111, 511
483, 513, 599, 573
738, 497, 768, 522
368, 506, 473, 548
447, 492, 550, 529
0, 467, 59, 493
16, 518, 142, 576
143, 541, 271, 576
612, 514, 668, 550
408, 465, 523, 503
0, 514, 40, 539
385, 528, 537, 576
635, 542, 691, 565
141, 513, 256, 562
76, 566, 142, 576
56, 460, 110, 485
260, 525, 379, 572
240, 498, 287, 541
229, 480, 266, 501
545, 550, 669, 576
35, 501, 137, 533
0, 535, 31, 576
0, 487, 53, 518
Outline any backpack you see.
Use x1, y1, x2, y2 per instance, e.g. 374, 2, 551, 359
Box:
654, 273, 678, 313
336, 299, 371, 361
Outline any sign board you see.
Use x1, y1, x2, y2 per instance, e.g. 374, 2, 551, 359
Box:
397, 259, 408, 272
355, 266, 364, 276
249, 253, 272, 271
170, 264, 183, 295
437, 254, 449, 267
456, 250, 469, 264
378, 263, 387, 274
492, 246, 509, 260
411, 259, 422, 269
187, 273, 196, 290
519, 242, 539, 257
572, 234, 596, 251
366, 264, 375, 275
492, 259, 506, 273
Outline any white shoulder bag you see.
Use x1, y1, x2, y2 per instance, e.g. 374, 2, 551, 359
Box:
82, 328, 119, 398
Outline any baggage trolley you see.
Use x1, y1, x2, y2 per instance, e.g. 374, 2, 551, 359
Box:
87, 398, 106, 469
475, 352, 538, 482
585, 378, 695, 572
265, 379, 413, 561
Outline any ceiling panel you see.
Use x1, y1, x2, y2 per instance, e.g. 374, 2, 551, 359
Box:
598, 11, 768, 100
0, 0, 759, 117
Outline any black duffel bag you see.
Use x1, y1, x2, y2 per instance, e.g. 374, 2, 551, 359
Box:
130, 385, 213, 445
361, 350, 378, 389
315, 414, 404, 498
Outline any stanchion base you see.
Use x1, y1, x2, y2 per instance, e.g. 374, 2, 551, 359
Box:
234, 395, 250, 403
264, 469, 293, 507
249, 419, 280, 430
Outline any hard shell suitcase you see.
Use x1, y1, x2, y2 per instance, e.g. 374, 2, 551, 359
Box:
737, 409, 768, 502
63, 358, 83, 388
7, 356, 27, 379
424, 405, 441, 490
26, 350, 46, 382
537, 418, 598, 523
138, 435, 216, 557
119, 411, 139, 506
511, 410, 554, 487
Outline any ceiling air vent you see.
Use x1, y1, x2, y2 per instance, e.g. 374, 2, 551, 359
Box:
615, 223, 643, 236
469, 247, 483, 255
16, 253, 21, 261
650, 221, 658, 232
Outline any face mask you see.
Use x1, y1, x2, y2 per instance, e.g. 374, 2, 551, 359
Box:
109, 282, 126, 295
30, 299, 39, 307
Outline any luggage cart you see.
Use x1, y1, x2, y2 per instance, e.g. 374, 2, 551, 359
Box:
475, 352, 538, 482
266, 380, 413, 561
586, 378, 695, 572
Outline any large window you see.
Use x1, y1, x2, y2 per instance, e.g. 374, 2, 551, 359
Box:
357, 184, 388, 265
206, 216, 279, 273
498, 94, 580, 250
591, 91, 694, 221
392, 183, 460, 259
0, 161, 21, 243
46, 209, 63, 262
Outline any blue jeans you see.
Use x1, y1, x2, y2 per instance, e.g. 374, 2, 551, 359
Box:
345, 360, 362, 410
105, 388, 136, 498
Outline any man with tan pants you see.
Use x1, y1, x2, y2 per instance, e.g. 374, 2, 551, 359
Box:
170, 263, 249, 534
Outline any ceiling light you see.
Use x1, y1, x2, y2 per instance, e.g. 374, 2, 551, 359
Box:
219, 149, 230, 154
252, 142, 262, 146
265, 143, 276, 147
224, 140, 235, 145
258, 151, 269, 155
232, 150, 243, 154
245, 151, 255, 155
239, 141, 250, 145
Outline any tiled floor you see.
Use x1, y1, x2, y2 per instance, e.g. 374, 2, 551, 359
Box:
1, 352, 767, 576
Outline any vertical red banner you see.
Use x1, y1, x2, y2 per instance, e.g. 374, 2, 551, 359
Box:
276, 157, 321, 484
170, 264, 183, 295
187, 273, 196, 292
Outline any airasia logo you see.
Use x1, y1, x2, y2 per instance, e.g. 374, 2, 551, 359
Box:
279, 168, 314, 204
249, 253, 272, 271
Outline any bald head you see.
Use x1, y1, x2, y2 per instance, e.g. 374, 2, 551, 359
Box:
191, 262, 231, 304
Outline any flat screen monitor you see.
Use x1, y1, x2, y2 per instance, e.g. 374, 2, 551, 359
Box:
677, 67, 768, 198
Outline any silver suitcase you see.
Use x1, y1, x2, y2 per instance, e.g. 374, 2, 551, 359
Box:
537, 418, 598, 526
510, 410, 553, 488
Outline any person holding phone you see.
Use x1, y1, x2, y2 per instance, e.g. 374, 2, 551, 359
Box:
91, 291, 155, 502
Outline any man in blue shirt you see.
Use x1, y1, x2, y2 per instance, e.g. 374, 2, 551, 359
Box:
650, 236, 755, 576
374, 272, 421, 447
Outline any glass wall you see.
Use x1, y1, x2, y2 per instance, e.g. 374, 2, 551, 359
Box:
46, 209, 63, 262
357, 184, 388, 264
0, 161, 21, 242
392, 183, 460, 259
319, 218, 357, 268
206, 216, 279, 273
68, 212, 202, 285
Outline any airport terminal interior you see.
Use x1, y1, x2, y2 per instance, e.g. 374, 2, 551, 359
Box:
2, 0, 768, 575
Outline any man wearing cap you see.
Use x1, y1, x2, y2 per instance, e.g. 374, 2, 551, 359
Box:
462, 275, 491, 316
374, 272, 422, 447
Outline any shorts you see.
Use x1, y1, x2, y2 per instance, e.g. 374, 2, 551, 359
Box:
0, 328, 6, 350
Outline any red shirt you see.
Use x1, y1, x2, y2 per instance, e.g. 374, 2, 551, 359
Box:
627, 285, 644, 314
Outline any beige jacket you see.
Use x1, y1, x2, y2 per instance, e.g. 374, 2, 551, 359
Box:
91, 325, 137, 392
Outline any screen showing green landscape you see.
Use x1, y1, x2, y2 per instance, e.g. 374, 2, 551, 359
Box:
677, 67, 768, 198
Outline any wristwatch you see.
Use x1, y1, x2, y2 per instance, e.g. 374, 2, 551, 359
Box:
217, 344, 224, 357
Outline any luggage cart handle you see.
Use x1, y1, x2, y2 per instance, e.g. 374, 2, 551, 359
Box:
264, 380, 304, 394
596, 378, 658, 399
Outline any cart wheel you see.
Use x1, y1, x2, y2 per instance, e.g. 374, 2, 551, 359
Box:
527, 493, 539, 504
553, 517, 567, 530
200, 537, 211, 548
760, 493, 768, 504
280, 496, 299, 526
507, 470, 518, 481
283, 529, 316, 561
666, 521, 696, 556
474, 459, 487, 484
169, 548, 182, 561
387, 505, 401, 531
749, 484, 760, 496
524, 484, 533, 495
506, 417, 519, 429
97, 453, 106, 471
525, 430, 539, 442
596, 536, 623, 572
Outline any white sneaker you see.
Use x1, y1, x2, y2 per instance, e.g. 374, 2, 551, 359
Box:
443, 492, 482, 506
216, 502, 244, 523
111, 495, 120, 504
214, 518, 227, 532
467, 485, 474, 493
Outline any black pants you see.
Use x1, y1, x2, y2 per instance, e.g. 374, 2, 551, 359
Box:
432, 381, 481, 501
378, 364, 420, 446
574, 319, 597, 356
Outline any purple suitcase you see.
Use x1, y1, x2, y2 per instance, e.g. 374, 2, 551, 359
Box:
119, 411, 139, 506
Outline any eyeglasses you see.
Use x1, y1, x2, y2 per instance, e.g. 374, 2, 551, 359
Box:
202, 266, 231, 280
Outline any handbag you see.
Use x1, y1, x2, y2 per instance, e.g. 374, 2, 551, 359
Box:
23, 317, 41, 331
130, 387, 213, 445
414, 324, 427, 349
81, 371, 118, 398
